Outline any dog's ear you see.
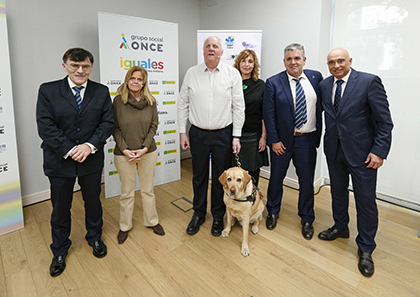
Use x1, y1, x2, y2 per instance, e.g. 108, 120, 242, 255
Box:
218, 170, 228, 189
243, 169, 252, 188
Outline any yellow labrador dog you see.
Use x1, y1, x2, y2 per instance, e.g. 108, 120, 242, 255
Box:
219, 167, 265, 257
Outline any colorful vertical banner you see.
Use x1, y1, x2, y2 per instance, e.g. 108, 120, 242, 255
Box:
98, 12, 180, 198
0, 0, 24, 236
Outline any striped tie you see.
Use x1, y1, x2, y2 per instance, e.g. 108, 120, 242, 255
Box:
293, 78, 307, 129
334, 80, 344, 112
73, 86, 83, 108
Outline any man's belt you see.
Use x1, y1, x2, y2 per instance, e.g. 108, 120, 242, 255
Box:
192, 123, 232, 132
294, 131, 316, 136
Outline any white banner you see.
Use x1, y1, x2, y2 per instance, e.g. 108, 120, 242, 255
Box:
0, 1, 24, 236
197, 30, 262, 67
98, 12, 180, 198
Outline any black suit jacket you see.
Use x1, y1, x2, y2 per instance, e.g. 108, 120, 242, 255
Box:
263, 69, 323, 149
36, 77, 114, 177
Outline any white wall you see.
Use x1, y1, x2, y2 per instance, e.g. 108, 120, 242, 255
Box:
331, 0, 420, 208
5, 0, 200, 205
199, 0, 333, 188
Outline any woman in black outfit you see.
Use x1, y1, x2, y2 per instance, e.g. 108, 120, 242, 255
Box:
233, 49, 269, 186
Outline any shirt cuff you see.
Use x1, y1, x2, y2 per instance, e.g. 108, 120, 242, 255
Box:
232, 127, 242, 138
64, 146, 77, 159
85, 142, 97, 154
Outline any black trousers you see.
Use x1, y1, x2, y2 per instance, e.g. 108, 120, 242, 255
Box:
327, 141, 378, 253
48, 170, 103, 256
189, 125, 232, 220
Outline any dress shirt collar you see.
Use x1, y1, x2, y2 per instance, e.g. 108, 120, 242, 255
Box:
203, 60, 222, 73
333, 68, 352, 84
67, 77, 88, 90
286, 71, 307, 82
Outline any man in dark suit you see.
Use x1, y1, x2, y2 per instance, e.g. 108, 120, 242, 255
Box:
318, 48, 393, 277
36, 48, 114, 277
263, 43, 323, 240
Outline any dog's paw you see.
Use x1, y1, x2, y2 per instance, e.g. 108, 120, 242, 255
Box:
221, 229, 230, 237
251, 225, 259, 234
241, 245, 250, 257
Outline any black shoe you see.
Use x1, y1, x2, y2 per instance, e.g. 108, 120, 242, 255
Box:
88, 239, 107, 258
50, 252, 68, 277
358, 248, 374, 277
301, 219, 314, 240
266, 214, 279, 230
211, 219, 224, 237
318, 227, 350, 241
186, 215, 205, 235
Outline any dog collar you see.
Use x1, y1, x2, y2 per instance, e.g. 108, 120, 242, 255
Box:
233, 184, 262, 205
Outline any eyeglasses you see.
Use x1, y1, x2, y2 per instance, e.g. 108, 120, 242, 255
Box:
65, 63, 92, 72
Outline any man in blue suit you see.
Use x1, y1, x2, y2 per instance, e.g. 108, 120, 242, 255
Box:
263, 43, 323, 240
36, 48, 114, 277
318, 48, 393, 277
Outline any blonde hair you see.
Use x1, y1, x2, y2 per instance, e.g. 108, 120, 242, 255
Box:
233, 49, 260, 81
117, 66, 156, 105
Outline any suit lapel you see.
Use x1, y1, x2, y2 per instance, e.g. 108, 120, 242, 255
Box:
322, 76, 335, 115
60, 77, 80, 111
280, 71, 294, 110
79, 80, 94, 113
304, 70, 316, 90
336, 69, 357, 116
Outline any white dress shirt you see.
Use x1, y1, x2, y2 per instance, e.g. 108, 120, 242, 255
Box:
64, 78, 96, 158
68, 77, 87, 101
178, 62, 245, 137
287, 72, 317, 133
331, 69, 352, 104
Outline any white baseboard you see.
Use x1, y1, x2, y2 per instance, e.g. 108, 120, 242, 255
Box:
22, 190, 50, 207
323, 177, 420, 212
260, 168, 324, 192
180, 150, 191, 160
22, 175, 105, 207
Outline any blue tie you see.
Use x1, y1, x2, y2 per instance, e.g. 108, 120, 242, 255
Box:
73, 86, 83, 108
293, 78, 307, 129
334, 80, 344, 112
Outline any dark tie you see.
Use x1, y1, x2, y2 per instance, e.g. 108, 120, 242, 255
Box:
334, 80, 344, 112
73, 86, 83, 108
293, 78, 307, 129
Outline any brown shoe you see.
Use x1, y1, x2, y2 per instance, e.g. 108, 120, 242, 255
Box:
117, 230, 128, 244
151, 224, 165, 236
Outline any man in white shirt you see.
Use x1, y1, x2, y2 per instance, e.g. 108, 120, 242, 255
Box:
178, 36, 245, 236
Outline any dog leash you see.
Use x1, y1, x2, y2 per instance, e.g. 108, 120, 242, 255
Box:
232, 153, 263, 204
234, 153, 241, 168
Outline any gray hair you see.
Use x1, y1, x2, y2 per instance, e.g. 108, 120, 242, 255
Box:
284, 43, 305, 59
203, 35, 223, 49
